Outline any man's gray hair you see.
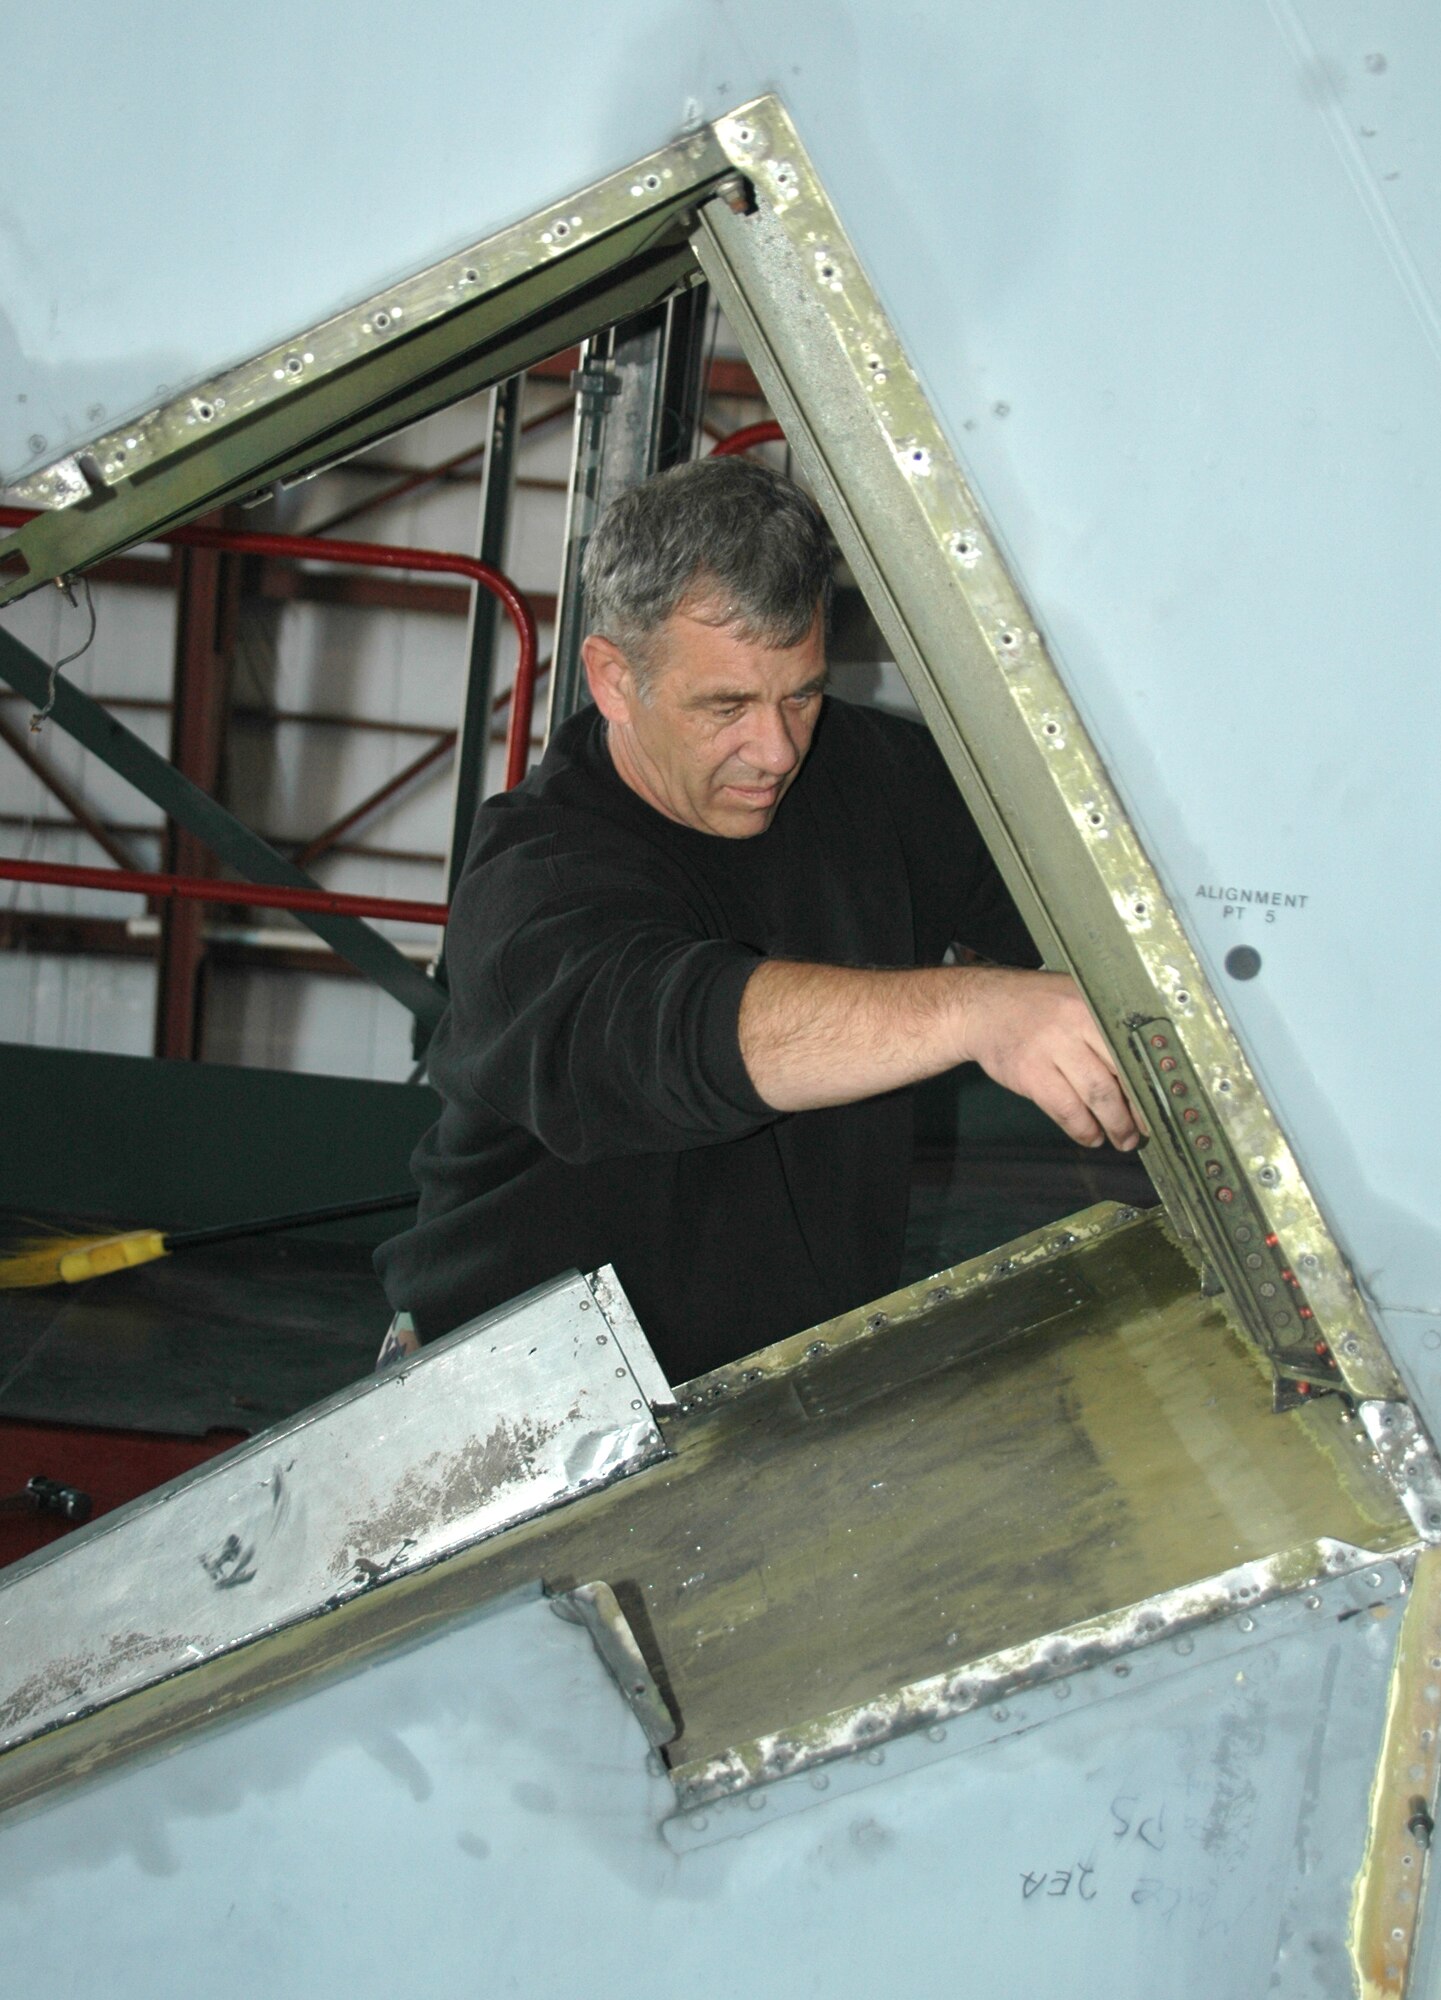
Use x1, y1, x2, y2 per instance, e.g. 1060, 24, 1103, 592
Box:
582, 456, 833, 686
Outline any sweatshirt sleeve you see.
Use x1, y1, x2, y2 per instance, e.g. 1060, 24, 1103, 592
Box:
439, 833, 778, 1165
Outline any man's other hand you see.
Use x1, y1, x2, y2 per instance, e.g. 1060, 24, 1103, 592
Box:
739, 959, 1144, 1150
956, 966, 1142, 1151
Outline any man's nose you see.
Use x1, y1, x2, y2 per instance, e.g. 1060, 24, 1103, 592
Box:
745, 705, 802, 775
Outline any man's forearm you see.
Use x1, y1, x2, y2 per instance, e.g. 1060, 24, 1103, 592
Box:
737, 959, 1142, 1150
738, 960, 973, 1111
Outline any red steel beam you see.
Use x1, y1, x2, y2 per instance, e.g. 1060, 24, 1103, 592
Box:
155, 526, 242, 1058
528, 348, 765, 400
0, 859, 448, 927
0, 509, 541, 791
710, 420, 787, 457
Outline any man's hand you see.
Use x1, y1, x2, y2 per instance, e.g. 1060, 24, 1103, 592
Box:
952, 966, 1141, 1150
738, 959, 1142, 1150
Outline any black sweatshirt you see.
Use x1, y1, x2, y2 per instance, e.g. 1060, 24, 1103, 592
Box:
375, 697, 1033, 1384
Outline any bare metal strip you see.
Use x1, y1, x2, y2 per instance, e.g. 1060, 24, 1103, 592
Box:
8, 130, 728, 508
1348, 1546, 1441, 1996
587, 1264, 678, 1411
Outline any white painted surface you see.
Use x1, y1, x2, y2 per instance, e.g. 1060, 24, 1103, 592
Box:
0, 1577, 1404, 1999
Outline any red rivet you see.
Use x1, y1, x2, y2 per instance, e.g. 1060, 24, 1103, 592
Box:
1216, 1187, 1235, 1203
1150, 1034, 1168, 1049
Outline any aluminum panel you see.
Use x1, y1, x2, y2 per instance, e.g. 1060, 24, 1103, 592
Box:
0, 1269, 664, 1758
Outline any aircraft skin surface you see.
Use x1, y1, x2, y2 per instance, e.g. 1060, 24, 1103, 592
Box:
2, 5, 1440, 1993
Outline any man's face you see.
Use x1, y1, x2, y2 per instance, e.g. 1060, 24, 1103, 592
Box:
583, 604, 827, 838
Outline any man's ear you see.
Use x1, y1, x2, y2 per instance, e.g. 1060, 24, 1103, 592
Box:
581, 634, 638, 724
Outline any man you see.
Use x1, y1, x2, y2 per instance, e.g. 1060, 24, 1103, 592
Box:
377, 457, 1138, 1381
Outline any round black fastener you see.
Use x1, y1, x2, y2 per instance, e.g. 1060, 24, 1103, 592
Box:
1225, 945, 1262, 980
